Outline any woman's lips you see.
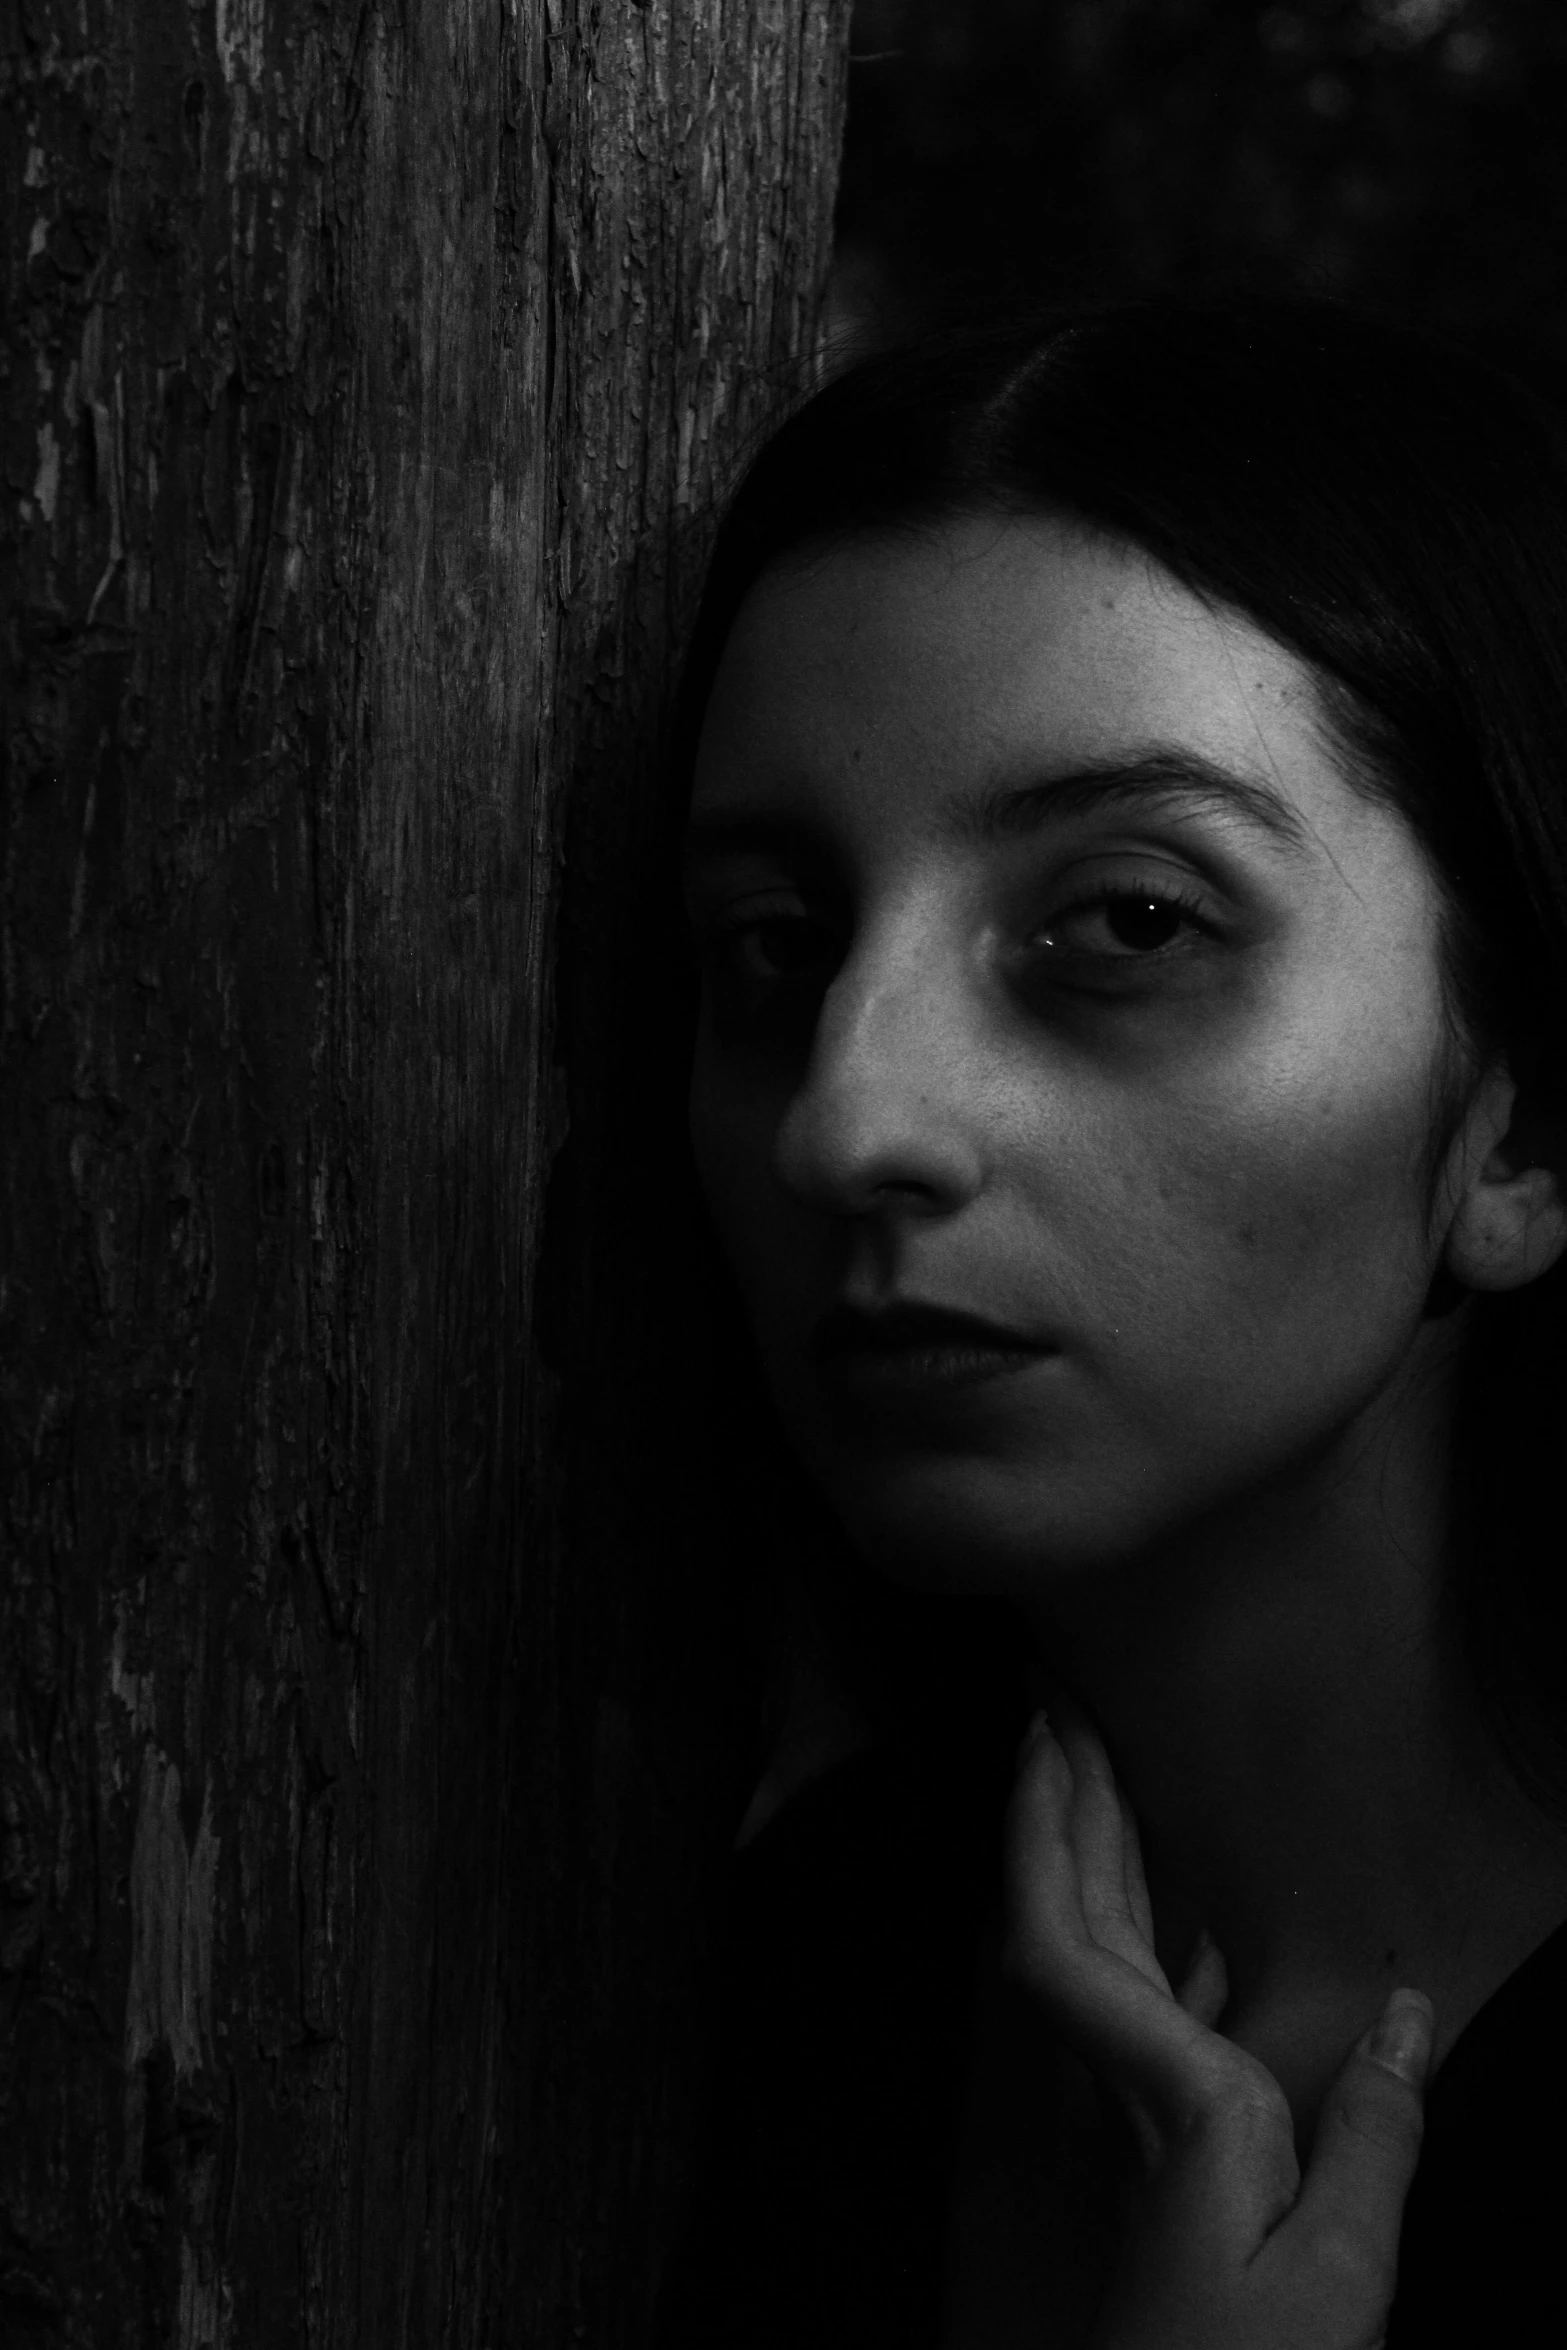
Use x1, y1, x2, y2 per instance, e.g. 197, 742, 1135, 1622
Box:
808, 1300, 1058, 1394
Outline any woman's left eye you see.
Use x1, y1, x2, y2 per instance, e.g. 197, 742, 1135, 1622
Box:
1027, 880, 1214, 974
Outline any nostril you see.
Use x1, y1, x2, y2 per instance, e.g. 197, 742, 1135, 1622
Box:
871, 1175, 943, 1205
773, 1080, 984, 1219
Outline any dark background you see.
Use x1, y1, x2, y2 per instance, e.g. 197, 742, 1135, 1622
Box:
829, 0, 1567, 387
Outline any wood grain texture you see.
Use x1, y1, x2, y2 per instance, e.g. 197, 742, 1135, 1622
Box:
0, 1, 850, 2340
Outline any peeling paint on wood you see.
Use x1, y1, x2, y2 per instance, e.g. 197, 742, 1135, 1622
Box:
125, 1753, 219, 2097
0, 0, 851, 2340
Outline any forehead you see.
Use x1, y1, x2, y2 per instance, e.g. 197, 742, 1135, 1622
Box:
691, 513, 1336, 839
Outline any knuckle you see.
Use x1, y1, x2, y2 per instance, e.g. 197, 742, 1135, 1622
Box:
1213, 2068, 1292, 2136
1178, 2064, 1291, 2152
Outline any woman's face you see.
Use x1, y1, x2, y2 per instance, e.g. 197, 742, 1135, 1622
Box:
685, 514, 1469, 1588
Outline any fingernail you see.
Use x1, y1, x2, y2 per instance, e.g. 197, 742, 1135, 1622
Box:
1368, 1989, 1435, 2086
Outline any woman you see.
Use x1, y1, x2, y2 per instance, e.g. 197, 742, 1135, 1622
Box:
658, 303, 1567, 2347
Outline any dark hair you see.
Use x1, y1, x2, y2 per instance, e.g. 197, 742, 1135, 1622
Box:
678, 299, 1567, 1806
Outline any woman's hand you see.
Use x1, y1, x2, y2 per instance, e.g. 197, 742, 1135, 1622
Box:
1003, 1706, 1433, 2350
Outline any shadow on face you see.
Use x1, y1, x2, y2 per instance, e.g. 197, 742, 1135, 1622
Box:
683, 514, 1490, 1592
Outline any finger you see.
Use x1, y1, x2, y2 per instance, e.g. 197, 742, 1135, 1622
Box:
1134, 2058, 1300, 2250
1048, 1697, 1142, 1931
1006, 1713, 1247, 2132
1006, 1718, 1141, 2005
1048, 1688, 1121, 1895
1051, 1695, 1170, 1993
1016, 1704, 1055, 1771
1006, 1713, 1090, 1954
1175, 1928, 1229, 2028
1117, 1789, 1156, 1949
1294, 1989, 1432, 2291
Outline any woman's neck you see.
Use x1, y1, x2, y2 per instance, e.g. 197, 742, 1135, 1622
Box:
1024, 1325, 1567, 2119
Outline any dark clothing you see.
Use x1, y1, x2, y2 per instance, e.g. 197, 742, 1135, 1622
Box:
1387, 1905, 1567, 2344
657, 1747, 1566, 2347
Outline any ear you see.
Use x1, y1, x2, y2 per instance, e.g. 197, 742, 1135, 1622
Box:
1442, 1064, 1567, 1295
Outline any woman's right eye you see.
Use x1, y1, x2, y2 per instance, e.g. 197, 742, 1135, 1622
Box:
698, 905, 843, 1035
726, 915, 836, 980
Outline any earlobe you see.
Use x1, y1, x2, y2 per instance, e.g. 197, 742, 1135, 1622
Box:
1442, 1084, 1567, 1294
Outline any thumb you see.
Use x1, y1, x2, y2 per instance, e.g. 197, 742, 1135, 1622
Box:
1293, 1988, 1432, 2293
1175, 1928, 1229, 2028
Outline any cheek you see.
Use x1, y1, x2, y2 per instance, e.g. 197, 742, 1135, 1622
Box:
690, 1056, 753, 1225
836, 1085, 1444, 1591
1046, 1050, 1441, 1415
688, 1059, 800, 1299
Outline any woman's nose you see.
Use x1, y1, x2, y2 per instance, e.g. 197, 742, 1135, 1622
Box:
771, 935, 987, 1218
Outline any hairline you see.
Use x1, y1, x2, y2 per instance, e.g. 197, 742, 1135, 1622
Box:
721, 488, 1490, 1197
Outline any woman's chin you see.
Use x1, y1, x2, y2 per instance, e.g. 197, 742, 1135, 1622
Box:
819, 1456, 1114, 1595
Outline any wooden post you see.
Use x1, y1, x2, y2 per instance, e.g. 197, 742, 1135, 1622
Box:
0, 3, 849, 2339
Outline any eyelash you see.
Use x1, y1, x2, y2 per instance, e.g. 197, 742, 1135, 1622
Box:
701, 898, 836, 960
692, 865, 1223, 1035
1027, 872, 1217, 967
693, 903, 845, 1036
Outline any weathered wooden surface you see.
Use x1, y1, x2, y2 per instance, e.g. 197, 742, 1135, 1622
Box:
0, 2, 850, 2340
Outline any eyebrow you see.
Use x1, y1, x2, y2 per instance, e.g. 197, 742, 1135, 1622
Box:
682, 746, 1314, 876
945, 749, 1313, 853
